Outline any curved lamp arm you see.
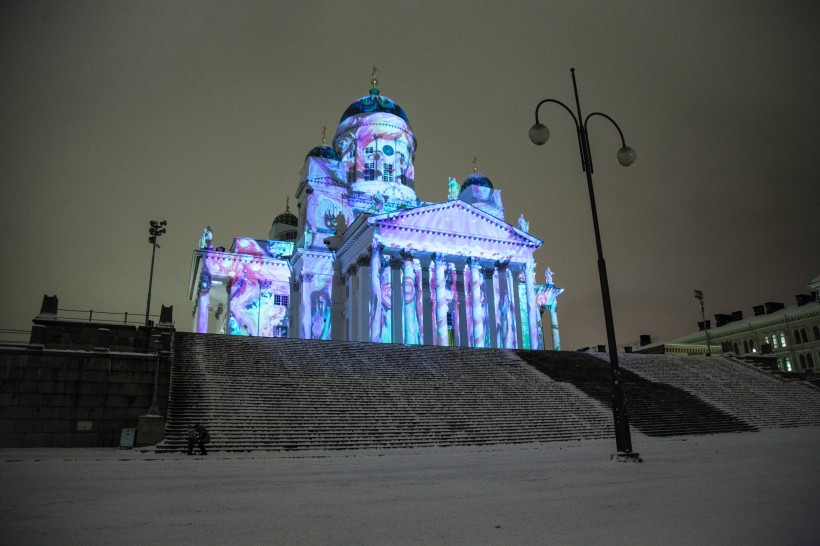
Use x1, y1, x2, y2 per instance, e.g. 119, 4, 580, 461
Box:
534, 98, 579, 128
585, 112, 637, 167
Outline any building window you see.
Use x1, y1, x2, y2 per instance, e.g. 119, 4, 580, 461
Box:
763, 335, 771, 348
364, 162, 375, 181
807, 353, 816, 369
782, 356, 792, 372
273, 294, 289, 306
779, 332, 787, 347
814, 325, 820, 341
749, 338, 756, 352
732, 342, 740, 354
793, 329, 801, 344
743, 340, 749, 353
347, 165, 356, 183
383, 163, 394, 182
365, 146, 374, 154
271, 326, 287, 338
771, 334, 779, 349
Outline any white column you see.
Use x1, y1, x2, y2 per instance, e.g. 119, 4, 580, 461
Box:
390, 257, 403, 344
525, 261, 539, 350
369, 243, 383, 343
433, 254, 449, 345
483, 267, 498, 348
450, 263, 464, 347
421, 261, 433, 345
469, 258, 485, 348
456, 263, 468, 347
512, 267, 524, 349
300, 272, 312, 339
401, 251, 420, 344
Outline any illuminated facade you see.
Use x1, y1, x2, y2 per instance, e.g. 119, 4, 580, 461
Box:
189, 76, 563, 349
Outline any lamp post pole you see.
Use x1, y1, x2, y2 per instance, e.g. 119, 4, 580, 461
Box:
694, 289, 712, 355
145, 220, 167, 328
530, 68, 639, 460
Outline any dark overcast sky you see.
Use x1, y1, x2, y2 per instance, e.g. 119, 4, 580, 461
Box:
2, 0, 819, 350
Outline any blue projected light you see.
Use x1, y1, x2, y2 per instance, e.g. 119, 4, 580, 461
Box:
382, 144, 394, 156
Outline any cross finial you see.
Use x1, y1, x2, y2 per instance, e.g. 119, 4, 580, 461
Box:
321, 126, 326, 144
370, 66, 379, 95
472, 156, 478, 172
285, 196, 290, 212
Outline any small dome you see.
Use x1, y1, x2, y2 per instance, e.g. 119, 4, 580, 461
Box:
461, 172, 494, 192
340, 91, 409, 124
306, 144, 341, 161
273, 209, 297, 226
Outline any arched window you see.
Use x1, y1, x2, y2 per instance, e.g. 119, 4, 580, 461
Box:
794, 329, 801, 344
732, 342, 740, 353
743, 340, 749, 353
779, 332, 787, 347
807, 353, 816, 368
801, 328, 809, 343
799, 354, 807, 367
814, 325, 820, 341
749, 338, 756, 352
783, 356, 792, 372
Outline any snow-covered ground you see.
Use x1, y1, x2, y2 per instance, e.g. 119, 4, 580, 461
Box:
1, 428, 819, 545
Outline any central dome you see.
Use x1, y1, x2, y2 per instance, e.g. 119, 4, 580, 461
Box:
340, 91, 409, 124
461, 172, 494, 192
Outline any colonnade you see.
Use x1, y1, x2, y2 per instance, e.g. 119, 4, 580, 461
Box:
353, 243, 542, 349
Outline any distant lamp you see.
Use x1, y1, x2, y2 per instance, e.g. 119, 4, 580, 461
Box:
528, 123, 550, 145
617, 146, 637, 166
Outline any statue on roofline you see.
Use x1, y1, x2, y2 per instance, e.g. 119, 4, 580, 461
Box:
517, 214, 529, 233
199, 226, 214, 250
448, 177, 459, 201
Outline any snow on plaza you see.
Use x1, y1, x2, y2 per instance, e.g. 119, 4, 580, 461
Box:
1, 428, 819, 545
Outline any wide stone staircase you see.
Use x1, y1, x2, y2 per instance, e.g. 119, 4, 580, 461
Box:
155, 333, 820, 453
518, 351, 757, 436
156, 333, 615, 452
615, 353, 820, 429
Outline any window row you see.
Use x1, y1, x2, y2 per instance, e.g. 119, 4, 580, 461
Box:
792, 325, 820, 344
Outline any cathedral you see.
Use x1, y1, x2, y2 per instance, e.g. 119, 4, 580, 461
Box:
189, 73, 564, 350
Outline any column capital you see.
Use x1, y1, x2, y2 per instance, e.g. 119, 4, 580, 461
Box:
371, 241, 384, 254
430, 252, 447, 264
466, 256, 481, 268
389, 257, 403, 270
495, 258, 511, 270
356, 254, 370, 268
400, 249, 414, 261
300, 272, 314, 282
482, 267, 495, 280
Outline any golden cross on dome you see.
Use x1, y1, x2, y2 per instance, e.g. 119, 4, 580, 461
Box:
472, 156, 478, 172
285, 196, 290, 212
321, 126, 326, 144
371, 66, 378, 88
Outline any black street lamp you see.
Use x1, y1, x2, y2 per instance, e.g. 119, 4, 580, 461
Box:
694, 289, 713, 356
529, 68, 640, 461
145, 220, 167, 327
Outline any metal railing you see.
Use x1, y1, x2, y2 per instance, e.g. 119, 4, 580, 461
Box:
53, 308, 159, 326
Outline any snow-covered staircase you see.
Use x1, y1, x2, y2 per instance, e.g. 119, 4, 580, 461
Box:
156, 333, 614, 452
615, 353, 820, 429
519, 351, 758, 436
155, 334, 820, 453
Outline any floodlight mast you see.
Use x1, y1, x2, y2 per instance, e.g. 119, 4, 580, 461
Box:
529, 68, 639, 461
145, 220, 167, 327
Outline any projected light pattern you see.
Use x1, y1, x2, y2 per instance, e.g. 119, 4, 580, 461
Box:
197, 247, 291, 337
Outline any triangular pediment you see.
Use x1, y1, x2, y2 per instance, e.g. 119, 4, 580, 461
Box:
366, 201, 541, 261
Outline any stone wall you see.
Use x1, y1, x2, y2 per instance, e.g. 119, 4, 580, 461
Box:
0, 348, 170, 447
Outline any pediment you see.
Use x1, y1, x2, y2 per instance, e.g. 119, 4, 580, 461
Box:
367, 201, 541, 261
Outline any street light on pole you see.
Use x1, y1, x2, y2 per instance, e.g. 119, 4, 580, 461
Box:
529, 68, 640, 461
145, 220, 167, 327
694, 289, 713, 356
